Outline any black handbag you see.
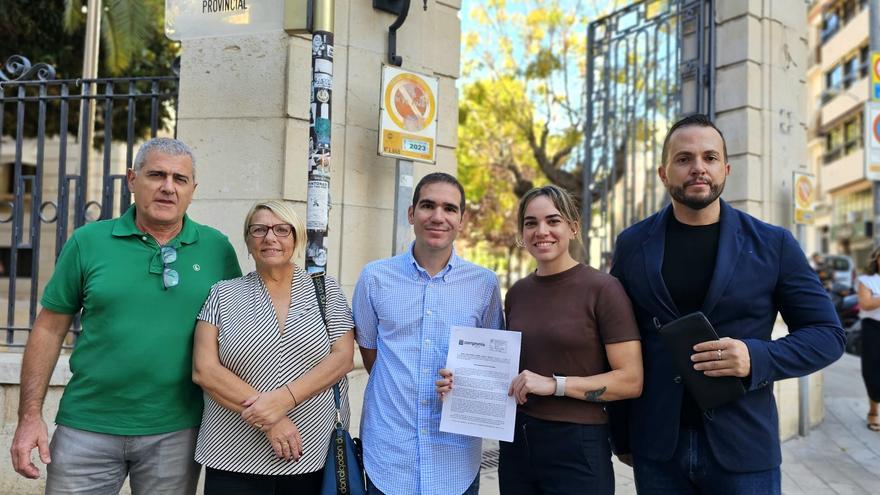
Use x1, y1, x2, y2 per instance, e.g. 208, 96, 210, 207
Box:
311, 273, 366, 495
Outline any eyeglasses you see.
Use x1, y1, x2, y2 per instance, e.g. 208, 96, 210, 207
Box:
161, 246, 179, 290
248, 224, 294, 238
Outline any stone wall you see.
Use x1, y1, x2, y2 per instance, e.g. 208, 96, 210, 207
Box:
179, 0, 463, 296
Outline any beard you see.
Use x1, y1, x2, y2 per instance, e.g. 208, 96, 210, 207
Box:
667, 178, 725, 210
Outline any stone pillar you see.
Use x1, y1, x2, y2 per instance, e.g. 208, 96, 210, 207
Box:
178, 1, 462, 296
714, 1, 824, 434
715, 0, 809, 226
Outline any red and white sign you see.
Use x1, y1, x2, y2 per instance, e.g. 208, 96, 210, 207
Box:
866, 102, 880, 181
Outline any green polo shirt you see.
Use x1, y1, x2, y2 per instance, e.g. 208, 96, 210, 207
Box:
41, 205, 241, 435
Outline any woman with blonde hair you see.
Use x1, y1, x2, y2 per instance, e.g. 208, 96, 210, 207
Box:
857, 247, 880, 432
192, 200, 355, 493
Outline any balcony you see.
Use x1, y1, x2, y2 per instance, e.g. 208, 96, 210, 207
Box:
821, 76, 867, 127
820, 146, 865, 193
820, 6, 868, 73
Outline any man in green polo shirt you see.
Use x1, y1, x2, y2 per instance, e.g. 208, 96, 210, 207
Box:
10, 138, 241, 494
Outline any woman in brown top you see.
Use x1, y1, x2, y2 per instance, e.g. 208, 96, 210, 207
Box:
499, 185, 642, 494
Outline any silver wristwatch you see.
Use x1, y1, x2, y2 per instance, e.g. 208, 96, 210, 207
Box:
553, 374, 566, 397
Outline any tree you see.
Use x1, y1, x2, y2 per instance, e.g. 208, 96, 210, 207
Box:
461, 0, 623, 200
1, 0, 179, 140
457, 77, 542, 287
63, 0, 158, 76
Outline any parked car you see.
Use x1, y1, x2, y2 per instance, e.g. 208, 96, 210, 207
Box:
820, 255, 856, 290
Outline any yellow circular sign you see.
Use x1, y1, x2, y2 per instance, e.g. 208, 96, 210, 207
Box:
384, 73, 436, 132
795, 175, 814, 209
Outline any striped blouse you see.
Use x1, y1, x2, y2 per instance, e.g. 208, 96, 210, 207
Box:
194, 267, 354, 475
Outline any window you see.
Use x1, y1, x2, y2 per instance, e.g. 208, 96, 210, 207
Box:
841, 0, 856, 23
822, 0, 869, 44
824, 114, 864, 163
824, 127, 844, 163
844, 115, 862, 153
843, 56, 858, 88
822, 44, 870, 105
821, 11, 840, 42
826, 64, 843, 91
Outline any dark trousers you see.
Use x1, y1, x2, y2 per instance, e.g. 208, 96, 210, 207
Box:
204, 466, 323, 495
633, 427, 780, 495
498, 413, 614, 495
862, 318, 880, 402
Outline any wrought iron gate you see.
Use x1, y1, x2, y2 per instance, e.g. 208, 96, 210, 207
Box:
0, 55, 179, 346
583, 0, 715, 268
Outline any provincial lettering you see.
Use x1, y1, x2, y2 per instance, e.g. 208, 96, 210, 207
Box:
202, 0, 248, 14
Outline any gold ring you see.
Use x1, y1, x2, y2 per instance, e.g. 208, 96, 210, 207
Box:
717, 349, 723, 360
255, 423, 263, 429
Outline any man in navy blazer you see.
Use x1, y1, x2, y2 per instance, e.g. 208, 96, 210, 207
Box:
609, 114, 844, 494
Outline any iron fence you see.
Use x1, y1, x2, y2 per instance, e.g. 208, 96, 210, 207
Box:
583, 0, 715, 267
0, 55, 179, 347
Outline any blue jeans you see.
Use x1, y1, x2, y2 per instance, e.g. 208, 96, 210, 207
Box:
366, 472, 479, 495
633, 427, 781, 495
46, 425, 200, 495
498, 413, 614, 495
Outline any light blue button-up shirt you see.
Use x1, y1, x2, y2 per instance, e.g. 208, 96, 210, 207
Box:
353, 246, 504, 495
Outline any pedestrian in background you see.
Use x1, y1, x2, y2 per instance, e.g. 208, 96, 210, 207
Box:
856, 247, 880, 432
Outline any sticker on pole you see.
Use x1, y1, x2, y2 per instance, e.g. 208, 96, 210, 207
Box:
792, 172, 815, 225
379, 66, 438, 163
866, 102, 880, 181
164, 0, 284, 40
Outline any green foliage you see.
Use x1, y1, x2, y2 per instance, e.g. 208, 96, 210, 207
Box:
63, 0, 158, 76
1, 0, 179, 141
459, 0, 631, 264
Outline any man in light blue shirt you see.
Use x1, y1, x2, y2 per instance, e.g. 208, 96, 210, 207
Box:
353, 172, 504, 495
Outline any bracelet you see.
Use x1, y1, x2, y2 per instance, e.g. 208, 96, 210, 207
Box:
553, 375, 566, 397
284, 383, 298, 407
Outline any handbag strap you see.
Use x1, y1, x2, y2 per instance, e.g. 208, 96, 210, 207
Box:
310, 272, 343, 413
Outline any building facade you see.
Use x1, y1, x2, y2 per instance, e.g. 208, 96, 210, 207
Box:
807, 0, 873, 269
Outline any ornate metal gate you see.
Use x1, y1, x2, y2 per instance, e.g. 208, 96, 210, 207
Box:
0, 55, 179, 346
583, 0, 715, 268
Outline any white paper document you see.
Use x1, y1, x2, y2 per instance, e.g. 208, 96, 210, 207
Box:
439, 326, 521, 442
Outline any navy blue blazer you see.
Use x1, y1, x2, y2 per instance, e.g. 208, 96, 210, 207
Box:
608, 200, 844, 472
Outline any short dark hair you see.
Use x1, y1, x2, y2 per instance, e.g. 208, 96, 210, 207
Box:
412, 172, 465, 213
660, 113, 728, 166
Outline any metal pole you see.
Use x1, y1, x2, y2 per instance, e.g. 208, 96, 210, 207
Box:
582, 22, 595, 267
796, 222, 810, 437
79, 0, 101, 144
393, 160, 414, 254
305, 0, 335, 274
871, 0, 880, 247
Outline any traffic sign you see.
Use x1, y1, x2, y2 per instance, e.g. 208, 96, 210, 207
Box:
792, 172, 815, 225
873, 53, 880, 102
866, 102, 880, 180
378, 66, 439, 163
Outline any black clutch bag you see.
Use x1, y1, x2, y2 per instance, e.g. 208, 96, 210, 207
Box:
658, 312, 746, 410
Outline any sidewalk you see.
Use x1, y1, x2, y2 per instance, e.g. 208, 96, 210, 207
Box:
474, 354, 880, 494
